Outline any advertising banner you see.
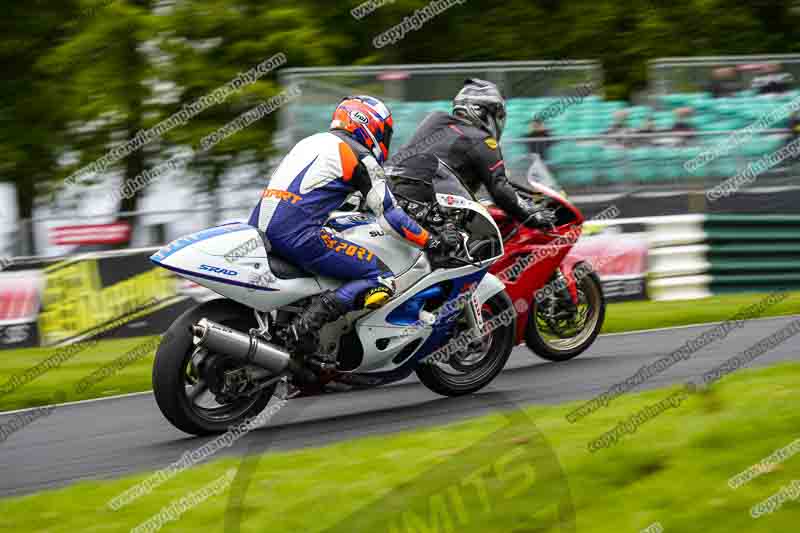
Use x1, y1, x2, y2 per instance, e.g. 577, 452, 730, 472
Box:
0, 249, 201, 350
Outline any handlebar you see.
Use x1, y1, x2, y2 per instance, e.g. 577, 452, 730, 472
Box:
429, 236, 496, 269
502, 212, 559, 244
509, 181, 541, 197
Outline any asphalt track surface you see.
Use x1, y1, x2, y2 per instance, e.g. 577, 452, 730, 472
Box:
2, 315, 799, 498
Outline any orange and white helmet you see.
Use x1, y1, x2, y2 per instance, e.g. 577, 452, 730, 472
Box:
330, 95, 394, 164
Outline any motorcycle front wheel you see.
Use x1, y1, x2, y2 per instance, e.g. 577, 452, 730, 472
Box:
525, 265, 605, 362
415, 291, 516, 396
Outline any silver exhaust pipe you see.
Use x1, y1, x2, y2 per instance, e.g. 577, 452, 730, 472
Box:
192, 318, 300, 376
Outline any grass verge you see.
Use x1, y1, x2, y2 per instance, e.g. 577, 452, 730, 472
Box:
1, 291, 799, 412
0, 336, 160, 412
2, 361, 799, 532
601, 290, 800, 333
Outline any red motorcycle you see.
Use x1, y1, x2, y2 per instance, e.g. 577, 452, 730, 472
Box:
487, 176, 606, 361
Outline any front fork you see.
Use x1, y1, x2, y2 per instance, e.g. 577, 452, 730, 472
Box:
464, 289, 487, 338
555, 267, 580, 311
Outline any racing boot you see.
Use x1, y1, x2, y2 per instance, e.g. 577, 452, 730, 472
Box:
361, 284, 394, 309
282, 290, 347, 358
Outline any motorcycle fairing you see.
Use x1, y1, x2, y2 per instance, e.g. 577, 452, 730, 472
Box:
150, 223, 328, 310
150, 223, 256, 263
346, 267, 505, 381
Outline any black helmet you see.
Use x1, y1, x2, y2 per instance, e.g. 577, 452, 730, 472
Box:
452, 78, 507, 140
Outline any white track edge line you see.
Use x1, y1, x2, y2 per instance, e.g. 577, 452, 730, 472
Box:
0, 391, 154, 416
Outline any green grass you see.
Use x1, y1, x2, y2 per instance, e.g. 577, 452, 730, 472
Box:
1, 291, 799, 412
2, 361, 800, 532
601, 290, 800, 334
0, 336, 160, 412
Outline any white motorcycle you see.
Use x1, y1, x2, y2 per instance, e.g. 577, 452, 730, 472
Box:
150, 164, 516, 435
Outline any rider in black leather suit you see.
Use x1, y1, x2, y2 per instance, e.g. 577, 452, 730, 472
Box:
386, 78, 555, 230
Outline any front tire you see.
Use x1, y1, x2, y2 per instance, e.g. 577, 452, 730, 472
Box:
525, 266, 605, 362
152, 299, 276, 436
416, 291, 516, 397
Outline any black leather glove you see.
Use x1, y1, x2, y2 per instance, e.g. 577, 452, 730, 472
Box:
425, 225, 462, 255
523, 208, 556, 229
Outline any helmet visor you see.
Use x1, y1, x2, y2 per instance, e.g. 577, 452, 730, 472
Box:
494, 106, 506, 140
383, 122, 393, 153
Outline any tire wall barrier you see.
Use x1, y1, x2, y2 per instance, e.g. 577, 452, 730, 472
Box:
645, 215, 711, 301
645, 214, 800, 300
706, 214, 800, 294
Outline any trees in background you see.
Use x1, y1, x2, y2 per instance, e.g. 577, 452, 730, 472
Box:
0, 2, 79, 252
34, 0, 158, 245
159, 0, 344, 220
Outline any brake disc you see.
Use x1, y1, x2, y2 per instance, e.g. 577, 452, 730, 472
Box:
448, 330, 492, 372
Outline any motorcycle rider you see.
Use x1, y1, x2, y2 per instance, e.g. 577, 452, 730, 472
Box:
387, 78, 556, 229
249, 95, 461, 359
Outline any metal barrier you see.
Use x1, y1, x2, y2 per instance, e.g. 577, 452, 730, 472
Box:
277, 60, 602, 150
648, 54, 800, 95
11, 205, 255, 258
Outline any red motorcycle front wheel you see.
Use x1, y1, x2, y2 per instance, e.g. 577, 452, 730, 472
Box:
525, 266, 606, 362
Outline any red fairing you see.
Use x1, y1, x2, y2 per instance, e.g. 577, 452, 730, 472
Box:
523, 180, 584, 225
487, 185, 585, 345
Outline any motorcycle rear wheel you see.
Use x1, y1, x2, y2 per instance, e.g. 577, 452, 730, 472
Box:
152, 299, 277, 436
415, 291, 516, 396
525, 266, 605, 362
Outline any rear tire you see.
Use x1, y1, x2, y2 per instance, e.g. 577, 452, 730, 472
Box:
416, 291, 516, 397
152, 299, 276, 436
525, 266, 605, 362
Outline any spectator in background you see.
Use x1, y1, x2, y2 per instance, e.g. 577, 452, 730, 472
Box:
710, 67, 739, 98
635, 116, 658, 146
751, 63, 794, 95
790, 111, 800, 141
605, 109, 630, 146
526, 118, 553, 161
670, 107, 696, 145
